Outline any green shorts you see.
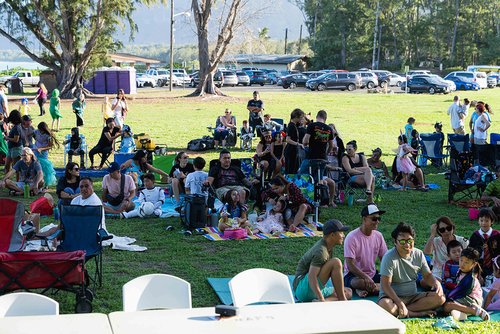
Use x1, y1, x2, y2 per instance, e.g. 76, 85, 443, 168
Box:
294, 275, 333, 302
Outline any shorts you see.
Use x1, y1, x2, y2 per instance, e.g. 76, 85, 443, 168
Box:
378, 291, 431, 305
104, 202, 124, 211
453, 296, 481, 308
344, 271, 380, 288
16, 181, 32, 190
294, 275, 333, 302
215, 185, 249, 201
8, 146, 22, 159
349, 175, 362, 183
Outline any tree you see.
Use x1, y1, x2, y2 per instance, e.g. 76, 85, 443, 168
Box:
191, 0, 246, 96
0, 0, 160, 98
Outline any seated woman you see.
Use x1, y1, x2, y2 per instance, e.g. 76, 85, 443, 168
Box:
88, 118, 120, 169
3, 147, 45, 196
213, 109, 237, 149
367, 147, 390, 189
218, 189, 250, 233
255, 130, 281, 179
56, 162, 81, 206
120, 149, 170, 188
169, 152, 195, 207
268, 176, 313, 232
341, 140, 375, 202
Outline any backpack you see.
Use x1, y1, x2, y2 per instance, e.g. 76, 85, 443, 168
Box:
180, 194, 207, 230
315, 183, 330, 206
187, 136, 214, 151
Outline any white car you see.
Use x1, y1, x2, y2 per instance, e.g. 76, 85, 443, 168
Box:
386, 73, 406, 87
172, 69, 191, 85
136, 74, 156, 88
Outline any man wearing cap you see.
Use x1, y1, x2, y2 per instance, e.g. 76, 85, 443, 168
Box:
102, 162, 136, 214
19, 115, 35, 148
343, 204, 388, 297
378, 222, 445, 318
293, 219, 352, 302
3, 147, 44, 196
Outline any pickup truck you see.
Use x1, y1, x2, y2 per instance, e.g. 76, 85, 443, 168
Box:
0, 71, 40, 86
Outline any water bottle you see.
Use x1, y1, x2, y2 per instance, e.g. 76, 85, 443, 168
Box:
53, 206, 60, 221
339, 191, 345, 204
23, 183, 30, 198
347, 194, 354, 207
255, 164, 261, 178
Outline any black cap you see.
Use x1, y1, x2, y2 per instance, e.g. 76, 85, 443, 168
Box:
322, 219, 349, 235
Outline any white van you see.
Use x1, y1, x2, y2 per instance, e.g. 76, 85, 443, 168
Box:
446, 71, 488, 89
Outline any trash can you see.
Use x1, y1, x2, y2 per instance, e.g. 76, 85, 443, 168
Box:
7, 78, 23, 94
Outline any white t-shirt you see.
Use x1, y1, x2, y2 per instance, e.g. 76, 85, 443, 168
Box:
0, 90, 8, 115
111, 98, 126, 118
185, 170, 208, 196
71, 192, 106, 230
474, 113, 489, 141
448, 102, 465, 129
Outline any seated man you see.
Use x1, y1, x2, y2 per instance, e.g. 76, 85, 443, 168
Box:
3, 147, 44, 196
293, 219, 352, 302
481, 165, 500, 215
206, 149, 257, 203
102, 162, 136, 215
378, 222, 445, 318
89, 117, 120, 169
71, 177, 107, 230
344, 204, 388, 297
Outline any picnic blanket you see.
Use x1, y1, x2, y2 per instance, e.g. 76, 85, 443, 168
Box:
207, 276, 500, 321
104, 196, 180, 218
198, 222, 323, 241
55, 168, 108, 178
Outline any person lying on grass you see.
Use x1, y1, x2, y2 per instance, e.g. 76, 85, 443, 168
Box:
443, 247, 490, 321
378, 222, 445, 318
293, 219, 352, 302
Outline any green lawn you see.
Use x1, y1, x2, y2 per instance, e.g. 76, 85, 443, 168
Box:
2, 87, 500, 333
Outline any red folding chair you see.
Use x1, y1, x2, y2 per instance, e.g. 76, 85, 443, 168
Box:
0, 199, 26, 252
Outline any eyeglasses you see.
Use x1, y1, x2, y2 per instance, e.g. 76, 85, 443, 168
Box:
369, 216, 381, 222
225, 112, 230, 114
438, 225, 453, 233
397, 239, 414, 246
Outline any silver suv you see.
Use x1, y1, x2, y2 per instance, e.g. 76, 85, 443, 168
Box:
352, 71, 379, 89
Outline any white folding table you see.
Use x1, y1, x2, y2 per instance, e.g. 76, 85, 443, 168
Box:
0, 313, 112, 334
109, 300, 406, 334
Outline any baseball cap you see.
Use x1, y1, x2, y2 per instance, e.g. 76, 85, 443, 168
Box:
107, 162, 120, 174
322, 219, 349, 235
22, 115, 32, 121
361, 203, 386, 217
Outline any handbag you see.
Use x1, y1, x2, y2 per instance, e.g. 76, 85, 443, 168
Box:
105, 174, 125, 206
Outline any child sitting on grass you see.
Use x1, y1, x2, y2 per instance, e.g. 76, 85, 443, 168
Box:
442, 240, 463, 294
251, 199, 286, 236
218, 189, 250, 233
484, 255, 500, 311
444, 247, 490, 321
121, 173, 164, 219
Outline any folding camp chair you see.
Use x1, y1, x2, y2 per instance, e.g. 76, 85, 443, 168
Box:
447, 151, 488, 202
57, 205, 111, 289
0, 199, 26, 252
284, 174, 319, 223
490, 133, 500, 145
420, 133, 449, 168
474, 144, 496, 168
447, 133, 470, 155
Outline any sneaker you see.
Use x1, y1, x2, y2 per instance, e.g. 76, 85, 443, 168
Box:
165, 225, 174, 231
119, 212, 125, 219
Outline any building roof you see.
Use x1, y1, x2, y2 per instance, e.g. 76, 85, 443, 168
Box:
223, 54, 307, 65
110, 53, 161, 64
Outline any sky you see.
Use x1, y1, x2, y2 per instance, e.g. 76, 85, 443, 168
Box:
0, 0, 307, 51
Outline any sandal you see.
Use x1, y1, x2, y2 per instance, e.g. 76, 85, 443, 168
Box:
473, 305, 490, 321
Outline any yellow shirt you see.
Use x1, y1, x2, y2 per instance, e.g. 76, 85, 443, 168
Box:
19, 105, 30, 116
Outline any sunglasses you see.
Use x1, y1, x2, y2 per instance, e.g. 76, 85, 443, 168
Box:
182, 156, 189, 159
73, 167, 80, 171
397, 239, 414, 246
438, 225, 453, 233
369, 216, 381, 222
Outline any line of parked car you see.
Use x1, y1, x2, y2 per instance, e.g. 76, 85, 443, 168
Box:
136, 66, 500, 94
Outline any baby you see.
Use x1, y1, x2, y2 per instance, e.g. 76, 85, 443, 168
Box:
252, 199, 286, 236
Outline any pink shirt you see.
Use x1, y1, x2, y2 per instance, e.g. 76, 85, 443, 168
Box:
102, 174, 136, 199
343, 227, 388, 278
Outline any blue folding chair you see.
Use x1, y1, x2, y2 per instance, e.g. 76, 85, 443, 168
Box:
419, 133, 449, 168
447, 133, 470, 154
490, 133, 500, 145
58, 205, 111, 288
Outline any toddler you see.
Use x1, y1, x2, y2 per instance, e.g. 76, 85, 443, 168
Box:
121, 173, 164, 219
49, 89, 62, 132
484, 255, 500, 311
444, 247, 489, 321
251, 199, 286, 235
469, 207, 500, 278
18, 98, 31, 116
62, 127, 85, 167
395, 134, 417, 190
404, 117, 415, 141
218, 190, 250, 233
119, 125, 136, 153
442, 240, 463, 293
240, 120, 253, 151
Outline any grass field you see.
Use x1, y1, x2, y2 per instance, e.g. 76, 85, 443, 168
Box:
2, 87, 500, 333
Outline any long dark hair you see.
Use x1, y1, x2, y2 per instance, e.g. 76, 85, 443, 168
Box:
71, 127, 80, 139
224, 189, 240, 210
64, 162, 80, 181
37, 121, 60, 149
132, 150, 148, 172
175, 151, 185, 164
7, 109, 22, 125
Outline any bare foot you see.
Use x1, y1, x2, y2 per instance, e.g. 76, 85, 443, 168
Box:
355, 289, 369, 298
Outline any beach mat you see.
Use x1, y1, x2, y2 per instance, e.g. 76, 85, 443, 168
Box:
207, 276, 377, 305
55, 168, 108, 179
207, 276, 499, 321
198, 222, 324, 241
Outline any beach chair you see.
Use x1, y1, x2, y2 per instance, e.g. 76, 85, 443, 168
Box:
0, 199, 26, 252
229, 268, 295, 307
419, 133, 448, 168
447, 151, 488, 202
284, 173, 319, 223
57, 205, 111, 289
490, 133, 500, 145
63, 133, 88, 167
0, 292, 59, 317
122, 274, 192, 311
